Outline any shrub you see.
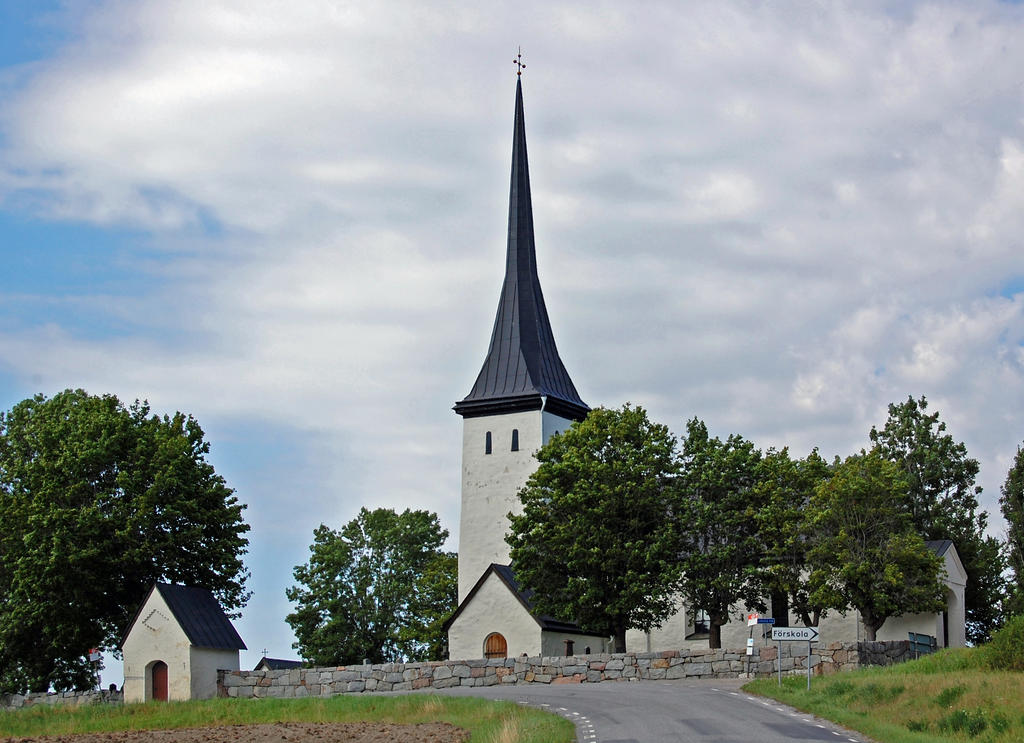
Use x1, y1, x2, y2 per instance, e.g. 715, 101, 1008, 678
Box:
933, 684, 967, 708
905, 719, 929, 732
823, 680, 855, 697
898, 647, 982, 673
937, 708, 987, 737
991, 711, 1010, 734
851, 683, 901, 708
985, 614, 1024, 672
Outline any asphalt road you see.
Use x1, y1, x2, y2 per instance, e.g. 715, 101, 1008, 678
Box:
437, 677, 874, 743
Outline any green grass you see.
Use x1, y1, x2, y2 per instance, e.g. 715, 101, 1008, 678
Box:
744, 648, 1024, 742
0, 694, 575, 743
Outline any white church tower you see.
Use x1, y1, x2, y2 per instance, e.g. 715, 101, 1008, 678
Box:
452, 73, 590, 604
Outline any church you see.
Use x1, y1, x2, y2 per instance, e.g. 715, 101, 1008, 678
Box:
444, 71, 967, 661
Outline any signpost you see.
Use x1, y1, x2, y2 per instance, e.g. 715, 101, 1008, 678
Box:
771, 627, 820, 690
771, 626, 818, 642
88, 648, 102, 691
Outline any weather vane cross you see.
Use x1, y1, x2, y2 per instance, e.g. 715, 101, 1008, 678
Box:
513, 47, 526, 76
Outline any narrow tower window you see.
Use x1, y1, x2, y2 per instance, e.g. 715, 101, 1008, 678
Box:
511, 429, 519, 451
485, 431, 492, 455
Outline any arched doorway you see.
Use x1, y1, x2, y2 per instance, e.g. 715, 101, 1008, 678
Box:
483, 633, 507, 659
151, 661, 168, 701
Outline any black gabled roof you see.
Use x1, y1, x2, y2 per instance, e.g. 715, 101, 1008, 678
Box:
121, 583, 246, 651
454, 78, 588, 422
254, 657, 303, 671
442, 563, 602, 637
925, 539, 953, 557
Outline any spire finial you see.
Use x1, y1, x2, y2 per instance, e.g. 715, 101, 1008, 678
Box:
513, 46, 526, 77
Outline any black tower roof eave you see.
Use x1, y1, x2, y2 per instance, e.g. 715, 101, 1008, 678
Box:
455, 76, 589, 419
453, 393, 589, 421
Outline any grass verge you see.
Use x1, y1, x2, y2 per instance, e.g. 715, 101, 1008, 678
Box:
0, 694, 575, 743
744, 648, 1024, 742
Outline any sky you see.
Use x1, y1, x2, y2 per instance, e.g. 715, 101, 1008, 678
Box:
2, 0, 1024, 681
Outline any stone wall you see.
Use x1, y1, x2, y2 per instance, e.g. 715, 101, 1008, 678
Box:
1, 688, 122, 711
0, 642, 918, 711
218, 641, 915, 698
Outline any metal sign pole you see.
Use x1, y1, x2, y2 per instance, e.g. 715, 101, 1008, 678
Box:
806, 640, 811, 691
777, 640, 782, 686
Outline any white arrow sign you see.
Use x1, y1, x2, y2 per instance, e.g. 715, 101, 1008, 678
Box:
771, 626, 819, 642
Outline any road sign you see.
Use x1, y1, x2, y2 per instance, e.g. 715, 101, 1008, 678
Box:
757, 617, 776, 625
771, 626, 819, 642
747, 613, 760, 626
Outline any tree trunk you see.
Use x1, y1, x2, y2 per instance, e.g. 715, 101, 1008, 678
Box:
863, 614, 880, 641
613, 625, 627, 653
798, 608, 821, 627
771, 591, 789, 627
709, 622, 722, 649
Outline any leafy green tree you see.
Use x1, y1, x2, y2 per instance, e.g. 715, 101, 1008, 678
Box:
1001, 445, 1024, 616
401, 551, 458, 661
286, 507, 456, 665
869, 395, 1005, 642
0, 390, 250, 693
506, 404, 680, 653
674, 418, 763, 648
807, 449, 946, 640
753, 448, 831, 627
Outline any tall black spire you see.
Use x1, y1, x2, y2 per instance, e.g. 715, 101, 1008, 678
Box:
454, 77, 589, 421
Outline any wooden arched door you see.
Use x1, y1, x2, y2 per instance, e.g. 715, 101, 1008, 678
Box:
483, 633, 507, 659
151, 661, 168, 702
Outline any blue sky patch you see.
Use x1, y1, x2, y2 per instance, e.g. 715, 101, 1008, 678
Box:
0, 2, 73, 68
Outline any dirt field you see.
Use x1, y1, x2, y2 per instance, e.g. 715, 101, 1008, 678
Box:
2, 722, 469, 743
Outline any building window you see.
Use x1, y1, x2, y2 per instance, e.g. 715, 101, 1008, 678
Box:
484, 632, 507, 659
485, 431, 492, 454
511, 429, 519, 451
690, 609, 710, 638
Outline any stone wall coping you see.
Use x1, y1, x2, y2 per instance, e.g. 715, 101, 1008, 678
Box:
1, 689, 122, 711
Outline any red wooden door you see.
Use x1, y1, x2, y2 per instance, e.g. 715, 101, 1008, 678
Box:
151, 661, 168, 701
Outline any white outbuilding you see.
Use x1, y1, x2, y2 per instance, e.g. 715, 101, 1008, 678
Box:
121, 583, 246, 702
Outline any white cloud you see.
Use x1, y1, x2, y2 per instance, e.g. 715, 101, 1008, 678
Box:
4, 0, 1024, 662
